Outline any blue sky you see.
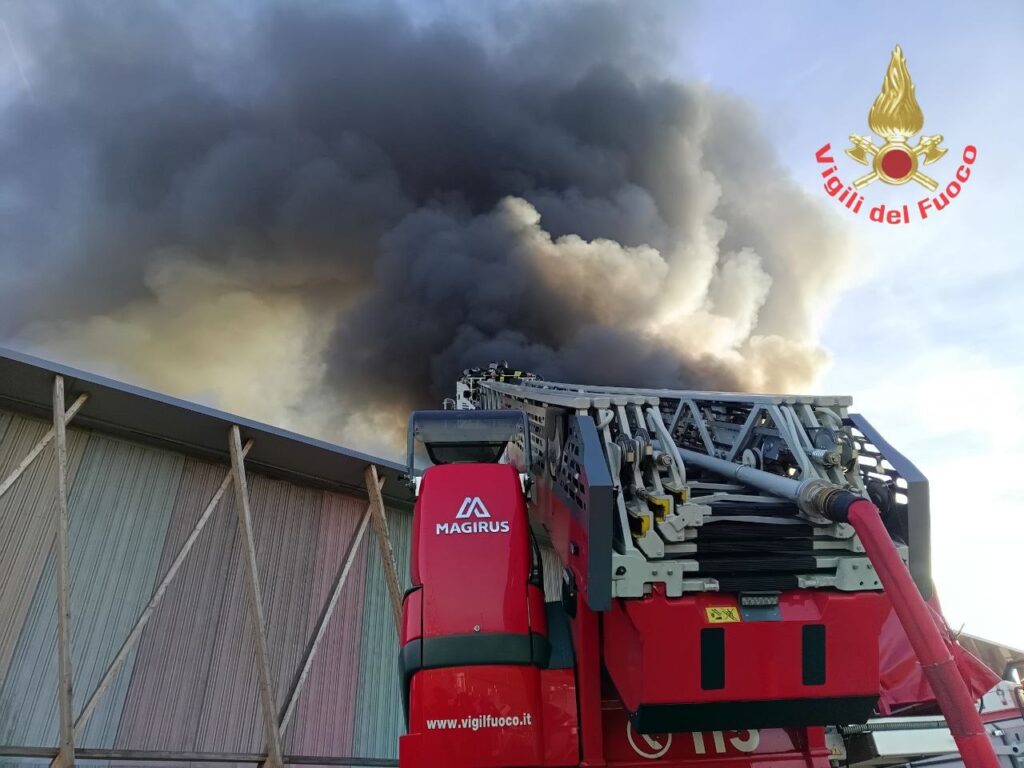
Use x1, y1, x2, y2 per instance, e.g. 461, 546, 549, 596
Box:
679, 0, 1024, 645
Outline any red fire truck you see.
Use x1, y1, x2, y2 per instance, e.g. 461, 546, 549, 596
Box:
397, 375, 1015, 768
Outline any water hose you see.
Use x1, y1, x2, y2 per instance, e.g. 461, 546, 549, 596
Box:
676, 447, 999, 768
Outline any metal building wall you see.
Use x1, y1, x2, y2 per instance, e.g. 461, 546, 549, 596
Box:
0, 406, 409, 765
353, 510, 412, 759
0, 412, 88, 699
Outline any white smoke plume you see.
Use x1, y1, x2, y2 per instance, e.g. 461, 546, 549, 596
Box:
0, 2, 852, 456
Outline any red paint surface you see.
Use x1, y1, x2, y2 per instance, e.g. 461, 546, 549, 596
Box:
600, 700, 829, 768
531, 480, 602, 611
878, 596, 998, 715
401, 461, 1006, 768
413, 464, 532, 638
401, 666, 577, 767
401, 463, 579, 766
603, 589, 888, 710
541, 669, 580, 766
402, 585, 423, 644
880, 146, 913, 179
573, 596, 605, 764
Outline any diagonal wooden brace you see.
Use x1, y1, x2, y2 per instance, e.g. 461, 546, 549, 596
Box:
364, 465, 403, 634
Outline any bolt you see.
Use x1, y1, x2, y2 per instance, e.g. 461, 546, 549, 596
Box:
474, 625, 481, 632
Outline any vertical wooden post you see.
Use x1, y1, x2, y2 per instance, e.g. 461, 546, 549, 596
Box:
51, 376, 75, 768
228, 426, 283, 768
364, 465, 402, 634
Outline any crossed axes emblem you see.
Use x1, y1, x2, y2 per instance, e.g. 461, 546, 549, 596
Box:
845, 133, 947, 191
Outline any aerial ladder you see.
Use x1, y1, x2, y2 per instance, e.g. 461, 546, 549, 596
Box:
397, 367, 1014, 768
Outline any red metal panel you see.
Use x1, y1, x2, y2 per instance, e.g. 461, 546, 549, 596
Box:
402, 587, 423, 645
414, 464, 530, 638
879, 597, 999, 714
599, 702, 829, 768
540, 669, 579, 766
604, 590, 888, 710
401, 666, 547, 768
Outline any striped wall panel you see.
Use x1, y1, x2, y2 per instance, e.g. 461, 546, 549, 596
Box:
352, 508, 412, 761
284, 492, 369, 757
0, 406, 410, 762
114, 458, 243, 752
0, 413, 88, 694
0, 433, 184, 747
115, 474, 375, 758
188, 473, 323, 755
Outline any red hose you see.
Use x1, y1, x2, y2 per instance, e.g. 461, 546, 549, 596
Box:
846, 499, 999, 768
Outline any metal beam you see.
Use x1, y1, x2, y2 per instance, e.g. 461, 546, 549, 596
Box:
73, 440, 253, 737
686, 401, 717, 455
0, 392, 88, 500
725, 405, 762, 462
278, 480, 381, 734
667, 400, 685, 435
364, 465, 403, 634
51, 376, 75, 768
229, 425, 284, 768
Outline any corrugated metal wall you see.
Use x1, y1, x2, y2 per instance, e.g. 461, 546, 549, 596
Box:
353, 511, 412, 760
0, 407, 410, 764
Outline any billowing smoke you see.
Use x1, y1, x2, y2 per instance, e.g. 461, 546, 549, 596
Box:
0, 2, 852, 455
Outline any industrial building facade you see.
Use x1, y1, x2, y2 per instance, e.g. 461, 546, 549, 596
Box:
0, 348, 414, 766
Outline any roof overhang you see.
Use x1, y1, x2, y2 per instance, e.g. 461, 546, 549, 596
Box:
0, 347, 413, 507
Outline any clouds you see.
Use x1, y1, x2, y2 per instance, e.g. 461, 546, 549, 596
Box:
2, 1, 852, 449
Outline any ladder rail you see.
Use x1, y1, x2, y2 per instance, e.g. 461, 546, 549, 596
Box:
467, 376, 887, 600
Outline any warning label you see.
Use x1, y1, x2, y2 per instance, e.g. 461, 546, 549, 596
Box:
705, 607, 741, 623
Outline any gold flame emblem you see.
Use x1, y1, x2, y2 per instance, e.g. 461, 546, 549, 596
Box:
846, 45, 946, 190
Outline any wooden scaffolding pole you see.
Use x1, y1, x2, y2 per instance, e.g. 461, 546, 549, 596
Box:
51, 376, 75, 768
364, 465, 403, 634
229, 426, 284, 768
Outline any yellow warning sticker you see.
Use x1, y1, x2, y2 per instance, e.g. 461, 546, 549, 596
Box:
705, 607, 741, 623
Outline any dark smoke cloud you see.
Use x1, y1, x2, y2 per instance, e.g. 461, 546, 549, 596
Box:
0, 1, 851, 452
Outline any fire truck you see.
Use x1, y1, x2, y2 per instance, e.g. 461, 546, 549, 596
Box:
396, 369, 1022, 768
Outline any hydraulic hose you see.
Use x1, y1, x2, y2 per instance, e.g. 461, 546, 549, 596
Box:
824, 493, 999, 768
676, 447, 999, 768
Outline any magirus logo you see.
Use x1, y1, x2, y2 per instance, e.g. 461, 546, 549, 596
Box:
455, 496, 491, 519
435, 497, 511, 535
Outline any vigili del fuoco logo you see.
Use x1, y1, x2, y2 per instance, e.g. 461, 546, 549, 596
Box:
815, 45, 975, 224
